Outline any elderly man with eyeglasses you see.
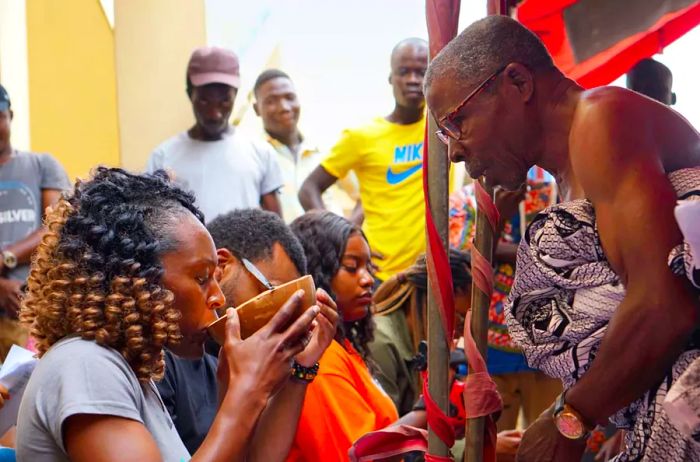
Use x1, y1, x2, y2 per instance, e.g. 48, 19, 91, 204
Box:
425, 15, 700, 462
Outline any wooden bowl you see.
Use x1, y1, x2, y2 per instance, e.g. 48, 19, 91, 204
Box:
206, 275, 316, 345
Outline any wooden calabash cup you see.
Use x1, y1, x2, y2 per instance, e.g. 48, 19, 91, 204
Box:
206, 275, 316, 345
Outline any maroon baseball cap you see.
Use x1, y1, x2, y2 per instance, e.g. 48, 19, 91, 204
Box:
187, 46, 241, 89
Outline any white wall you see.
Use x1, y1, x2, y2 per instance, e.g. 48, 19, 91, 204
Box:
204, 0, 486, 151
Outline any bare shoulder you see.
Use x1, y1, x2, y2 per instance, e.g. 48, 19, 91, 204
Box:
571, 86, 700, 175
572, 86, 652, 148
568, 87, 659, 198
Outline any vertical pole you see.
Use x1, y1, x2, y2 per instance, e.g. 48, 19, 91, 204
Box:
465, 2, 506, 461
464, 179, 495, 462
424, 0, 464, 458
426, 113, 451, 457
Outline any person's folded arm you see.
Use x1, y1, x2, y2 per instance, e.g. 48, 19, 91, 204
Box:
299, 166, 338, 211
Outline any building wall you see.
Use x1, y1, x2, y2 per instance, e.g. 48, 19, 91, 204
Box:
114, 0, 206, 172
26, 0, 121, 180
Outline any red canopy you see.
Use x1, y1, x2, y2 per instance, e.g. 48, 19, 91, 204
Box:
516, 0, 700, 87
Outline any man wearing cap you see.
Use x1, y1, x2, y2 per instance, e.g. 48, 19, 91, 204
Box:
0, 83, 70, 340
147, 47, 284, 222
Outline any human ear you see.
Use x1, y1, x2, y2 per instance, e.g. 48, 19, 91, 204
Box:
503, 62, 534, 103
216, 248, 238, 278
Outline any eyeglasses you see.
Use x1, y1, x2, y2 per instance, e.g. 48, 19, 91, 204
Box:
435, 65, 506, 145
213, 258, 273, 318
241, 258, 274, 292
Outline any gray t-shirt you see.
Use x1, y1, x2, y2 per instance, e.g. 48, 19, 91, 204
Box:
16, 336, 190, 462
147, 130, 284, 223
0, 150, 70, 280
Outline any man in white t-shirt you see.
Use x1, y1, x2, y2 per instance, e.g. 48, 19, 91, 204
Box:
147, 47, 283, 223
252, 69, 359, 222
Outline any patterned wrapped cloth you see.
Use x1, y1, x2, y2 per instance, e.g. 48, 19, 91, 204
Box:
504, 168, 700, 461
665, 196, 700, 445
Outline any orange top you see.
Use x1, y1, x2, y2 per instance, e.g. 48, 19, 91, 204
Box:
286, 339, 399, 462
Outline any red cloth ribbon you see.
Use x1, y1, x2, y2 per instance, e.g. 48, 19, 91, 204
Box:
471, 180, 499, 297
425, 455, 456, 462
422, 373, 462, 448
426, 0, 461, 58
348, 425, 429, 462
470, 247, 495, 299
463, 180, 503, 462
462, 312, 503, 452
423, 122, 455, 343
474, 180, 500, 231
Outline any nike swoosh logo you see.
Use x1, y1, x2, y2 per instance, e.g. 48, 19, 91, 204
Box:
386, 164, 423, 185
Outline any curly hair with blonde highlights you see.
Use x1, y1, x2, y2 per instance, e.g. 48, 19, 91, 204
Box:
20, 167, 204, 382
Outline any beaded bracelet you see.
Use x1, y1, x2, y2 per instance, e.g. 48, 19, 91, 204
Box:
291, 361, 320, 383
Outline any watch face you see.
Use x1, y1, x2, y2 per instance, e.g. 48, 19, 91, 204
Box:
556, 412, 585, 439
3, 252, 17, 269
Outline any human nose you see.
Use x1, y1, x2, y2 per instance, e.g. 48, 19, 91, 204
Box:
407, 71, 423, 86
207, 279, 226, 311
279, 98, 292, 112
204, 104, 223, 121
447, 137, 467, 164
359, 267, 374, 289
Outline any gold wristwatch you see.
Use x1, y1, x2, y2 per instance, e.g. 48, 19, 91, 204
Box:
1, 250, 18, 270
553, 392, 594, 440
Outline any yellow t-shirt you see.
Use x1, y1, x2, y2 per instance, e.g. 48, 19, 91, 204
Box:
322, 116, 426, 281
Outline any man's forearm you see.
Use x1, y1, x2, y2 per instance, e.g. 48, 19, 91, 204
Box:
247, 381, 307, 462
4, 227, 45, 265
298, 183, 326, 211
349, 201, 364, 226
566, 291, 697, 426
494, 241, 518, 266
391, 410, 426, 429
261, 193, 283, 218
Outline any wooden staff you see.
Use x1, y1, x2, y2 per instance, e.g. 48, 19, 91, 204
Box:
426, 112, 451, 458
464, 179, 496, 461
465, 4, 506, 462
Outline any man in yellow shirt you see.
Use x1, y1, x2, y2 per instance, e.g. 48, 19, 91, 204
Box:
299, 38, 428, 282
